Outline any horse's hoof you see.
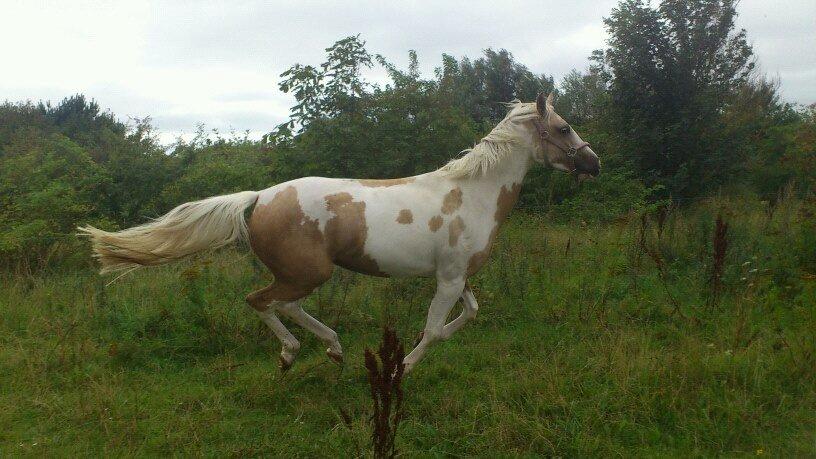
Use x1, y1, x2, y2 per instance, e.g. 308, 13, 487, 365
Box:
327, 349, 344, 365
414, 331, 424, 347
279, 355, 293, 372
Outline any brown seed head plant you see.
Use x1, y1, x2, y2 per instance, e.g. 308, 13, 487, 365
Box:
709, 213, 729, 304
364, 327, 405, 459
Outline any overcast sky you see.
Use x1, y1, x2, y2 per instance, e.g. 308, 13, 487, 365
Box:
3, 0, 814, 144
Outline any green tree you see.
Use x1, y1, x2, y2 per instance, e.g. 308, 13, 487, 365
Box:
269, 35, 373, 143
595, 0, 754, 198
438, 49, 556, 125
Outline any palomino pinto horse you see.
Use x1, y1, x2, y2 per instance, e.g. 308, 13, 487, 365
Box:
80, 93, 600, 373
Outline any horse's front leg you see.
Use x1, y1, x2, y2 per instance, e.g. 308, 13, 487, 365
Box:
403, 276, 465, 373
440, 282, 478, 339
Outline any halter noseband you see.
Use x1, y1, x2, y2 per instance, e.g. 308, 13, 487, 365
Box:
538, 129, 590, 158
533, 119, 591, 171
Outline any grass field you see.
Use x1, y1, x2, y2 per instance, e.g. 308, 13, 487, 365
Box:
1, 195, 814, 457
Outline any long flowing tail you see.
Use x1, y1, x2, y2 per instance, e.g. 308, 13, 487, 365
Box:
78, 191, 259, 274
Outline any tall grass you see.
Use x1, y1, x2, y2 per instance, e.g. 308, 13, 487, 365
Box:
1, 195, 814, 456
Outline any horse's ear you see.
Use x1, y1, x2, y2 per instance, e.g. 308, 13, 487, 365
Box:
536, 93, 552, 118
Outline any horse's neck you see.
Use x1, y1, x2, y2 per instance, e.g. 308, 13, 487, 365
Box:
467, 149, 532, 200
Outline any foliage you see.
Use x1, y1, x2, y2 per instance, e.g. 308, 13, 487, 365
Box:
157, 128, 275, 208
0, 99, 268, 271
593, 0, 756, 197
437, 48, 556, 125
270, 35, 374, 142
0, 130, 108, 272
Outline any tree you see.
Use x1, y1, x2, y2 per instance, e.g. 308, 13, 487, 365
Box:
438, 49, 555, 125
595, 0, 754, 198
269, 35, 373, 144
271, 46, 477, 180
554, 69, 608, 125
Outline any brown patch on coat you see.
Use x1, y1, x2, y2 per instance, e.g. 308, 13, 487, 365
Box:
396, 209, 413, 224
324, 192, 388, 277
467, 183, 522, 276
428, 215, 443, 232
246, 186, 334, 310
358, 177, 416, 188
441, 187, 463, 214
448, 215, 466, 247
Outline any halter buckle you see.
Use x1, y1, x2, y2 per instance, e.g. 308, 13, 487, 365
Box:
567, 147, 578, 158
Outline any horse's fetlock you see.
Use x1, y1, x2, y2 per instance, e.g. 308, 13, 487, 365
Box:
283, 338, 300, 354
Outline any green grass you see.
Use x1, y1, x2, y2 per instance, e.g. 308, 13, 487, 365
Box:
1, 196, 815, 457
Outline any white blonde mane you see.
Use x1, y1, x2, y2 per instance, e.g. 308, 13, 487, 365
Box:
439, 101, 540, 178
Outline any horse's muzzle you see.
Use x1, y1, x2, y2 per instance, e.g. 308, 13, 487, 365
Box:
575, 148, 600, 177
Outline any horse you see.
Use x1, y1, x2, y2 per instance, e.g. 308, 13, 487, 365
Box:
79, 93, 600, 374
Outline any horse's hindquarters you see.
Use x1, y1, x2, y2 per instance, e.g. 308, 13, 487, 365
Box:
248, 185, 334, 289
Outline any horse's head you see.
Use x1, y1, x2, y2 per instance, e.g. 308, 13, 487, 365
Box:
532, 93, 600, 178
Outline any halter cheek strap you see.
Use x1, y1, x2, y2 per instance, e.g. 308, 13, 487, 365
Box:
539, 129, 590, 159
533, 119, 591, 171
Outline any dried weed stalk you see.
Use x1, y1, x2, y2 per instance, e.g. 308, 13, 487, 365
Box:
709, 214, 729, 304
364, 327, 405, 459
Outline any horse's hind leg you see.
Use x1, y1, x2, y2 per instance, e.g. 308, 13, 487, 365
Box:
246, 281, 313, 371
277, 301, 343, 364
255, 307, 300, 371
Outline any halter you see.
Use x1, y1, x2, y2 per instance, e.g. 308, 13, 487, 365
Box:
532, 119, 591, 171
538, 129, 590, 159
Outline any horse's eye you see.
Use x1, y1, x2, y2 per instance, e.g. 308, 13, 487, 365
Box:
560, 126, 570, 135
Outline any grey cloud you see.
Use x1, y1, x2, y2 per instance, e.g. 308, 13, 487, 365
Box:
4, 0, 813, 146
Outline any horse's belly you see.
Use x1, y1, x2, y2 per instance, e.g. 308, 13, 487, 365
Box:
364, 230, 436, 277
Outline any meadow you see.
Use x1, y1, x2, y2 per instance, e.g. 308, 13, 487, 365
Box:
1, 194, 814, 457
